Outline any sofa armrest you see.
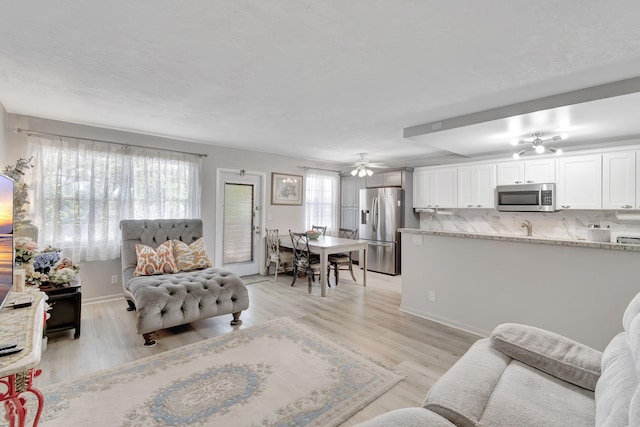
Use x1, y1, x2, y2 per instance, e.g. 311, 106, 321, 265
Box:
355, 408, 457, 427
491, 323, 602, 391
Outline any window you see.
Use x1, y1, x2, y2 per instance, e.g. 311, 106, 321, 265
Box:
27, 136, 201, 262
304, 170, 339, 234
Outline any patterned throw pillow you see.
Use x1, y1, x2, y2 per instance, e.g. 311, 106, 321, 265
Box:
173, 238, 212, 271
133, 241, 178, 276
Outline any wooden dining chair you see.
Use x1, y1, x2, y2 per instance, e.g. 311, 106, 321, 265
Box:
289, 230, 330, 293
328, 228, 358, 285
263, 228, 293, 281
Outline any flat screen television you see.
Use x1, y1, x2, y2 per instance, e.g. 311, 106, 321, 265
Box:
0, 174, 13, 309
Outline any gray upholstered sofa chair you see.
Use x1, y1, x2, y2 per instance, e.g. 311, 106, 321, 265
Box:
358, 290, 640, 427
120, 219, 249, 346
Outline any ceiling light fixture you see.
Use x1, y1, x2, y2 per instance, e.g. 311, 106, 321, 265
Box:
351, 165, 374, 177
351, 153, 374, 177
510, 132, 567, 159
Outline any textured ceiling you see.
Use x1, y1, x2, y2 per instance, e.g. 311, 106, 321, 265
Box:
2, 1, 640, 168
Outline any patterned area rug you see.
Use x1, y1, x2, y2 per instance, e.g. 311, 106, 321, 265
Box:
37, 318, 403, 426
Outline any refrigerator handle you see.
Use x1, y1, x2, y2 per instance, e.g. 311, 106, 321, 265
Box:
372, 197, 378, 232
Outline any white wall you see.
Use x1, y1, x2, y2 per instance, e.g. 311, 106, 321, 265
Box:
0, 102, 7, 161
5, 114, 342, 301
401, 232, 640, 350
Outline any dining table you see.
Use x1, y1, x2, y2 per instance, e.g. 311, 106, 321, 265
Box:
279, 235, 368, 297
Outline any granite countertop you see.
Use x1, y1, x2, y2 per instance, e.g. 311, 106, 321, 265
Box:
399, 228, 640, 252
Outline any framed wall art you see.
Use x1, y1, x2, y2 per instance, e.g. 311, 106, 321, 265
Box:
271, 173, 303, 205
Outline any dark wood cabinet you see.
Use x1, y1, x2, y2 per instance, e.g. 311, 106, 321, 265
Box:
41, 282, 81, 339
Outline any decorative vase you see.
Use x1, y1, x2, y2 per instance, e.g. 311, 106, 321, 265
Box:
15, 220, 39, 242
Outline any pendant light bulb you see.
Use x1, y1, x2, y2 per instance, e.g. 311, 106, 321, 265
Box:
366, 169, 373, 176
350, 169, 358, 176
535, 145, 545, 154
358, 168, 366, 177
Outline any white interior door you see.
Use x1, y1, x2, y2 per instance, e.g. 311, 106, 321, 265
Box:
215, 170, 264, 276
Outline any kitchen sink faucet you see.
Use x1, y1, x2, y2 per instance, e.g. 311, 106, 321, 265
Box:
521, 220, 533, 237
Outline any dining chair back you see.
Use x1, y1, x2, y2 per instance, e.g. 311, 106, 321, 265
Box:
263, 228, 293, 281
311, 225, 327, 236
289, 230, 330, 293
328, 227, 358, 285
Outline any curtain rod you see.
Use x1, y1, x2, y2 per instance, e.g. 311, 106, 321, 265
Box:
298, 166, 342, 173
16, 128, 208, 158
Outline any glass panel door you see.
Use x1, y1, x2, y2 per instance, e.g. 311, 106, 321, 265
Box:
216, 170, 263, 276
223, 183, 254, 264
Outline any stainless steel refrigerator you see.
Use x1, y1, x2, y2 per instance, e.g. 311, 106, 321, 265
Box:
359, 188, 404, 275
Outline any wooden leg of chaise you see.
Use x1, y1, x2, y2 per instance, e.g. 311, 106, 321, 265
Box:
142, 332, 157, 347
230, 312, 243, 326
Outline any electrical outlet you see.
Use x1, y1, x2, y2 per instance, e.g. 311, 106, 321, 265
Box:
111, 275, 118, 285
600, 221, 613, 229
428, 291, 436, 302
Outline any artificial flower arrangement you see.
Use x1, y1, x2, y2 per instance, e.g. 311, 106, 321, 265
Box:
15, 237, 79, 287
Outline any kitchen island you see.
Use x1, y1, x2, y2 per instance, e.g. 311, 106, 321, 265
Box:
400, 228, 640, 350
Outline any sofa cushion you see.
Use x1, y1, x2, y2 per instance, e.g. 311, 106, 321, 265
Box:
595, 332, 637, 427
355, 408, 457, 427
491, 323, 602, 391
173, 238, 212, 271
126, 267, 249, 335
480, 360, 595, 427
595, 290, 640, 427
133, 241, 178, 276
423, 338, 510, 427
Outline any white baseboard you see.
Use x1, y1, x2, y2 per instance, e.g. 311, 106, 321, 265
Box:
400, 304, 489, 339
82, 293, 123, 305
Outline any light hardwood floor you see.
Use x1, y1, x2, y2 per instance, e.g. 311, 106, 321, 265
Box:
38, 269, 480, 425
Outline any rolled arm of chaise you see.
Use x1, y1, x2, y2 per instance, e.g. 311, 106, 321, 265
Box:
490, 323, 603, 391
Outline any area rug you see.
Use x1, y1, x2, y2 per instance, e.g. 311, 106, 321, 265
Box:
37, 317, 403, 426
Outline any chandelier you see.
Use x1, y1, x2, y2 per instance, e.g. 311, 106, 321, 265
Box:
510, 132, 568, 159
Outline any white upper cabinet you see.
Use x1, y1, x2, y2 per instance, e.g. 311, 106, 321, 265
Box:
524, 159, 556, 184
497, 159, 555, 185
413, 167, 433, 208
433, 168, 457, 208
602, 151, 636, 210
413, 167, 457, 208
366, 170, 403, 188
497, 162, 524, 185
557, 154, 602, 210
637, 152, 640, 210
458, 164, 496, 208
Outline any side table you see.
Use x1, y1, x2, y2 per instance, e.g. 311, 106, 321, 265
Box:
0, 291, 46, 426
40, 281, 81, 339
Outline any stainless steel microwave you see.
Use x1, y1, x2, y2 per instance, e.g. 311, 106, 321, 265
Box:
496, 183, 556, 212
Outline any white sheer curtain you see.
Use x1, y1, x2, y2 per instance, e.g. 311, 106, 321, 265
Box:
27, 135, 201, 262
304, 169, 339, 235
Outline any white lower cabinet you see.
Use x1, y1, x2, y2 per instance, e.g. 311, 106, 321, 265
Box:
458, 164, 496, 208
557, 154, 602, 210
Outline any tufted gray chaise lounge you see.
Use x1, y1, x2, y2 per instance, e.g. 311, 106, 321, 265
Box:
120, 219, 249, 346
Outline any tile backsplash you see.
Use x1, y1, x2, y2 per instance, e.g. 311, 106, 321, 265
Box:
419, 210, 640, 241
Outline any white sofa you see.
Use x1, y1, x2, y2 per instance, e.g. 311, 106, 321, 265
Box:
358, 290, 640, 426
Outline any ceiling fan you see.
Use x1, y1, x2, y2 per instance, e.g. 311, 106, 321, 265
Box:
349, 153, 386, 177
